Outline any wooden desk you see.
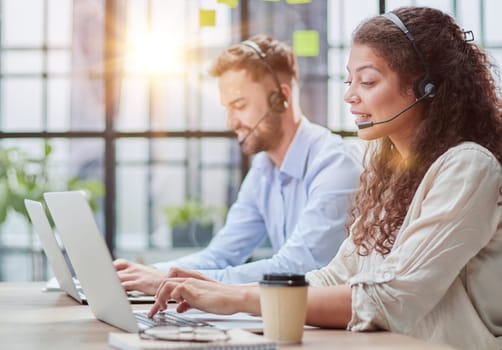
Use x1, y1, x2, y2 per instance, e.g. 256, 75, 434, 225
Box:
0, 283, 453, 349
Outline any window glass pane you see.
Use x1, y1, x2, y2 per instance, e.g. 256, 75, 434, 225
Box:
151, 0, 186, 55
1, 51, 43, 74
48, 0, 73, 46
152, 139, 187, 162
150, 165, 187, 248
117, 138, 151, 163
328, 78, 355, 131
457, 0, 481, 38
2, 0, 44, 46
125, 0, 148, 39
116, 165, 148, 250
197, 0, 232, 47
200, 79, 226, 130
124, 0, 187, 76
200, 138, 234, 163
48, 51, 71, 74
328, 0, 378, 45
72, 1, 104, 74
327, 47, 349, 79
1, 78, 43, 131
201, 168, 231, 227
327, 0, 378, 131
116, 77, 149, 131
151, 165, 187, 211
0, 256, 33, 281
70, 77, 105, 130
48, 78, 71, 131
199, 138, 241, 212
485, 0, 502, 45
151, 0, 186, 31
386, 0, 451, 12
152, 79, 187, 130
66, 138, 105, 184
327, 0, 343, 45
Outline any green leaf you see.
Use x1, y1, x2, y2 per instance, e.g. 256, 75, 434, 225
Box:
0, 145, 105, 227
161, 197, 225, 228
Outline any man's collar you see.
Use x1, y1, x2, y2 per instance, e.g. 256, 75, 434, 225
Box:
279, 117, 311, 180
253, 117, 313, 180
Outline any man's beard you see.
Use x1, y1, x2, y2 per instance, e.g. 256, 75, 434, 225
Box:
240, 113, 283, 155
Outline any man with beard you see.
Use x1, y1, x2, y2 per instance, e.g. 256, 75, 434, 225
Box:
114, 35, 362, 294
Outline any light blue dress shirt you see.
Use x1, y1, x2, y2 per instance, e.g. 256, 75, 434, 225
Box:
154, 117, 362, 283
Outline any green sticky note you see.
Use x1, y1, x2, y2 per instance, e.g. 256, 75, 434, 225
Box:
199, 9, 216, 27
293, 30, 319, 57
286, 0, 312, 3
218, 0, 238, 7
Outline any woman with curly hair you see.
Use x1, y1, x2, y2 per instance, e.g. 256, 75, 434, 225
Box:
149, 7, 502, 349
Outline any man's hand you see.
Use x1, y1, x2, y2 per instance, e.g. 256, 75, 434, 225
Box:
113, 258, 165, 295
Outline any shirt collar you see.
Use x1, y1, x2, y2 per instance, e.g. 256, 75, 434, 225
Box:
253, 117, 313, 181
279, 117, 311, 180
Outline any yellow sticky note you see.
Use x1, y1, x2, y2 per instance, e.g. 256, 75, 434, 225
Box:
199, 9, 216, 27
293, 30, 319, 57
286, 0, 312, 3
218, 0, 238, 7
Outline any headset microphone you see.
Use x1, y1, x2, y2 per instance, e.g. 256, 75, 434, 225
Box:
356, 83, 433, 129
356, 12, 437, 130
238, 111, 270, 145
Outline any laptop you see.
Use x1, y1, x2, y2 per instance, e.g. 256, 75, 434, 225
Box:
24, 199, 155, 305
25, 199, 84, 303
43, 191, 263, 333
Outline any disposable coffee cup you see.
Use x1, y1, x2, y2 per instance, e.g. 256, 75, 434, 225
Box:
259, 273, 309, 344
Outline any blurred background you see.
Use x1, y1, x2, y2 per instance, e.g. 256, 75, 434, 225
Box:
0, 0, 500, 281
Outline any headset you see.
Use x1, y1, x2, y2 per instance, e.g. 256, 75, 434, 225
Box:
240, 40, 289, 113
384, 12, 436, 99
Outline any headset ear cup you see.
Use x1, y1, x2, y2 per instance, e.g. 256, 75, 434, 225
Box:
414, 77, 436, 99
268, 91, 288, 113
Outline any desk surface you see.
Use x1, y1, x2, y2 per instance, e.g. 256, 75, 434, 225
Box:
0, 282, 453, 349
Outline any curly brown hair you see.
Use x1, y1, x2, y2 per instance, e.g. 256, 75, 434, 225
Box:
348, 7, 502, 256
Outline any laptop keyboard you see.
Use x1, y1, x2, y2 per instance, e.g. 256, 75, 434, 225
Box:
135, 311, 212, 328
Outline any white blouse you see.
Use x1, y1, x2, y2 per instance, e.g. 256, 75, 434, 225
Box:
306, 142, 502, 350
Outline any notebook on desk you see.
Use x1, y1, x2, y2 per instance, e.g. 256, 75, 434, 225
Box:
43, 191, 264, 333
24, 199, 155, 304
109, 329, 275, 350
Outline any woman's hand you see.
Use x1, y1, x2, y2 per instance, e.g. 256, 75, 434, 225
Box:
165, 267, 217, 282
148, 277, 260, 317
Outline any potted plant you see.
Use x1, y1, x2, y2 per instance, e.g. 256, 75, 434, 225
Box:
162, 198, 226, 248
0, 143, 105, 230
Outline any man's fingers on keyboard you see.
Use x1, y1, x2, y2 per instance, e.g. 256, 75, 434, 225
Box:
117, 272, 136, 281
113, 259, 130, 270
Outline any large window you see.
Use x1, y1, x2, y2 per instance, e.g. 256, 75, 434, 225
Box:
1, 0, 500, 281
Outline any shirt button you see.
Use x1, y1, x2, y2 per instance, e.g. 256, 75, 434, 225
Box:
383, 272, 393, 280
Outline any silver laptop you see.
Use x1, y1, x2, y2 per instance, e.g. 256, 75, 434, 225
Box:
25, 199, 154, 305
25, 199, 84, 303
44, 191, 263, 333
